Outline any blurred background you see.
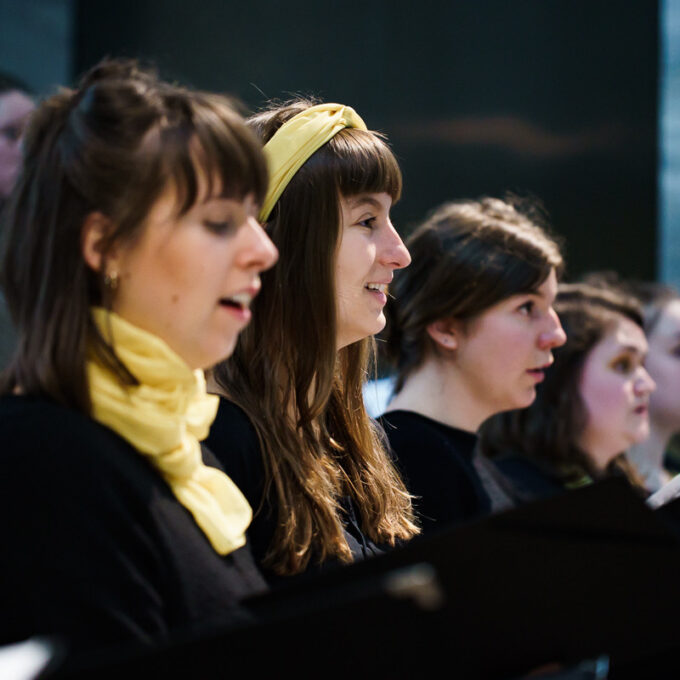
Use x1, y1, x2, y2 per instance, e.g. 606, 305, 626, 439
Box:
0, 0, 673, 284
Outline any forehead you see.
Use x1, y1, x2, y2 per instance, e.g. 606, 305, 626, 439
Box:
538, 268, 558, 297
593, 316, 648, 356
485, 267, 558, 314
652, 299, 680, 339
0, 90, 34, 124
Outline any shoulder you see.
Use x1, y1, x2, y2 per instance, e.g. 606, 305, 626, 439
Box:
379, 409, 479, 488
0, 394, 144, 473
0, 395, 170, 522
380, 410, 466, 459
204, 397, 265, 508
207, 397, 260, 450
493, 453, 566, 501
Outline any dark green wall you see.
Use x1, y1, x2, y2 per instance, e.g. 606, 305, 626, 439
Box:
76, 0, 659, 279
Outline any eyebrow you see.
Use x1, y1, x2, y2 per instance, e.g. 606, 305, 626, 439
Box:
615, 344, 646, 356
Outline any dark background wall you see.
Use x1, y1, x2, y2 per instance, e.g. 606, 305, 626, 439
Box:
75, 0, 659, 280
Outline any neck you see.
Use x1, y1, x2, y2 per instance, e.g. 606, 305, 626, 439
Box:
627, 424, 673, 491
386, 358, 488, 433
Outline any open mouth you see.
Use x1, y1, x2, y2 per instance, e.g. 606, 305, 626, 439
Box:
219, 292, 253, 313
633, 404, 648, 415
366, 283, 388, 295
527, 363, 552, 382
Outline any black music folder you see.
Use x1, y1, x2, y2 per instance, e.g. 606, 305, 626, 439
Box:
46, 478, 680, 679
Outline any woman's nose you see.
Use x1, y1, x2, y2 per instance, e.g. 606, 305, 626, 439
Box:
538, 309, 567, 349
635, 367, 656, 396
378, 221, 411, 270
239, 217, 278, 272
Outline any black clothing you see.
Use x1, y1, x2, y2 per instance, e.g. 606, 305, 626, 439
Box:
205, 398, 384, 584
0, 395, 265, 654
493, 452, 569, 503
380, 410, 494, 534
0, 293, 15, 369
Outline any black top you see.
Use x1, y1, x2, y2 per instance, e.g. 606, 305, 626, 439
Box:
205, 398, 384, 585
379, 410, 493, 534
492, 453, 569, 503
0, 395, 266, 656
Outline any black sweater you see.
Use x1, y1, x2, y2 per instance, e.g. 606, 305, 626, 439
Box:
380, 410, 494, 534
205, 398, 384, 585
0, 395, 266, 655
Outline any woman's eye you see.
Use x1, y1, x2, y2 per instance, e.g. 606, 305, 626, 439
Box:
203, 220, 235, 235
612, 357, 633, 373
357, 216, 377, 229
0, 125, 22, 142
518, 301, 534, 315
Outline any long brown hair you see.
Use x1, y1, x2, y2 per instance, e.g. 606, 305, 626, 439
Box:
480, 283, 647, 488
383, 197, 564, 393
213, 99, 418, 575
0, 59, 267, 413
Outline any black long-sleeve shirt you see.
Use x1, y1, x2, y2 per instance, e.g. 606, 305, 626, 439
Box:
380, 410, 494, 534
0, 395, 265, 655
206, 398, 384, 585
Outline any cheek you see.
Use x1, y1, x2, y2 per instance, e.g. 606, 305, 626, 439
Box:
649, 369, 680, 419
581, 371, 628, 427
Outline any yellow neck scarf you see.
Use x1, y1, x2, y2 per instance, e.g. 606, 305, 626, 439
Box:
260, 102, 368, 222
87, 307, 252, 555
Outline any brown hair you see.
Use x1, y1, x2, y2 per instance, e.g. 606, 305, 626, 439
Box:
581, 271, 680, 338
383, 197, 564, 392
625, 281, 678, 337
0, 58, 267, 412
213, 99, 417, 575
479, 282, 646, 486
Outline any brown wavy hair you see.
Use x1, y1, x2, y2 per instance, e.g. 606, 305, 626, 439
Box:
212, 99, 418, 575
479, 282, 647, 488
0, 58, 267, 412
383, 197, 564, 393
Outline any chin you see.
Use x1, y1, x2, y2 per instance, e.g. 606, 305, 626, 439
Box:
514, 388, 537, 410
629, 427, 650, 446
200, 339, 238, 371
360, 319, 386, 341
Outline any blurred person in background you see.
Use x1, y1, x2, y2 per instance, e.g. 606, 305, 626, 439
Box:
625, 282, 680, 492
0, 71, 34, 207
0, 71, 34, 369
480, 283, 654, 501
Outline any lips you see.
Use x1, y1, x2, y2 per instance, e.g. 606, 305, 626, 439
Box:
366, 283, 388, 295
526, 361, 553, 383
365, 281, 390, 306
219, 291, 254, 311
633, 404, 649, 415
218, 283, 260, 320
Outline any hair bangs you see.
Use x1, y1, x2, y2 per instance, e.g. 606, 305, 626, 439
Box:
329, 128, 402, 202
162, 97, 268, 215
451, 229, 555, 321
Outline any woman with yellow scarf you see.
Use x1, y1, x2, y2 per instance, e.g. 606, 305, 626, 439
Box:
0, 59, 277, 658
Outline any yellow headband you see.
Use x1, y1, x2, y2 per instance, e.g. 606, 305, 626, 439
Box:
259, 103, 368, 222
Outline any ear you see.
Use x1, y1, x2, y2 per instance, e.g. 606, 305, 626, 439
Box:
426, 319, 460, 351
81, 211, 116, 273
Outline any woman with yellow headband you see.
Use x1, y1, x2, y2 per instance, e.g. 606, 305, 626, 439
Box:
0, 60, 278, 656
208, 99, 419, 581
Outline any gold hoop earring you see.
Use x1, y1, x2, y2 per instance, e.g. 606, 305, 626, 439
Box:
104, 271, 119, 291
